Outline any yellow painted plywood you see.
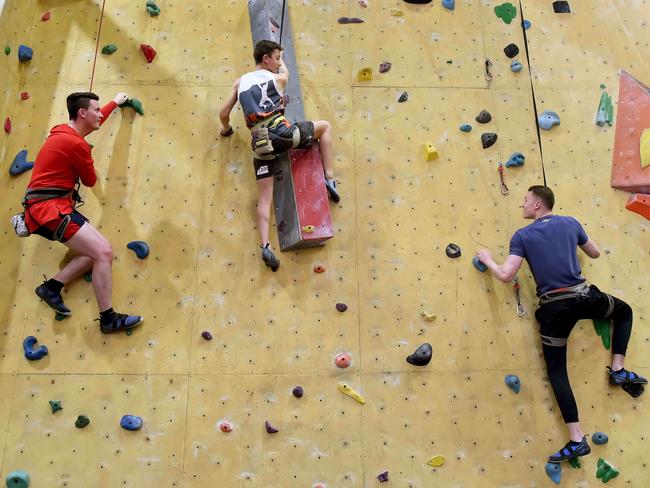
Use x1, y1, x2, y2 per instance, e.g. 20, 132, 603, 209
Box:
0, 373, 17, 469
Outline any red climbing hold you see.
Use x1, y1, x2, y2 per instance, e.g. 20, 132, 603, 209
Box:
4, 117, 10, 134
314, 264, 326, 273
41, 11, 51, 21
140, 44, 157, 63
335, 353, 352, 368
20, 92, 30, 100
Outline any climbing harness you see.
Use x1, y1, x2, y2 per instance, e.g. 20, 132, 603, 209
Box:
513, 277, 525, 316
538, 282, 591, 305
251, 114, 300, 158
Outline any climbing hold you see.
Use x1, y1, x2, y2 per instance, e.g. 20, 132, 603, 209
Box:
592, 432, 609, 445
335, 353, 352, 368
140, 43, 156, 63
545, 462, 562, 484
446, 59, 453, 64
219, 421, 232, 432
292, 386, 304, 398
84, 271, 92, 282
336, 303, 348, 312
553, 1, 571, 13
4, 45, 10, 56
201, 330, 212, 341
101, 44, 118, 55
18, 45, 33, 62
472, 255, 488, 272
596, 90, 613, 127
538, 111, 560, 130
75, 415, 90, 429
358, 68, 372, 82
337, 383, 365, 404
23, 336, 48, 361
426, 455, 445, 467
475, 110, 492, 124
510, 61, 523, 72
639, 129, 650, 168
122, 98, 144, 116
41, 11, 51, 21
505, 152, 525, 168
49, 400, 62, 413
314, 264, 326, 273
358, 0, 368, 7
390, 8, 404, 16
398, 91, 408, 103
5, 471, 30, 488
338, 17, 364, 24
379, 62, 391, 74
522, 19, 531, 29
265, 420, 279, 434
596, 458, 619, 483
421, 143, 439, 161
377, 471, 389, 482
120, 414, 143, 431
592, 319, 611, 349
127, 240, 149, 259
420, 311, 436, 322
4, 117, 11, 134
503, 43, 519, 58
481, 133, 497, 149
55, 313, 68, 322
441, 0, 455, 11
459, 124, 472, 132
146, 0, 161, 16
504, 374, 521, 393
494, 2, 517, 24
406, 343, 433, 366
404, 0, 433, 3
20, 92, 30, 100
445, 243, 461, 258
568, 456, 581, 469
302, 225, 315, 233
621, 383, 644, 398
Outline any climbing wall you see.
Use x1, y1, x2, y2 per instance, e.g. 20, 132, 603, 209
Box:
1, 0, 649, 486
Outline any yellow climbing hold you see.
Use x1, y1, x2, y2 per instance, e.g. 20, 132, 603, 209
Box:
302, 225, 315, 233
420, 311, 437, 322
427, 455, 445, 467
422, 143, 439, 161
640, 128, 650, 168
390, 8, 404, 16
337, 383, 365, 404
358, 67, 372, 82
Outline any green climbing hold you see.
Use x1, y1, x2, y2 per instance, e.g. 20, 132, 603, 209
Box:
596, 90, 613, 127
84, 271, 92, 282
75, 415, 90, 429
101, 44, 118, 55
4, 45, 10, 56
122, 98, 144, 116
49, 400, 63, 413
5, 470, 30, 488
126, 328, 134, 336
494, 2, 517, 24
600, 83, 606, 90
55, 312, 68, 321
568, 456, 581, 469
593, 318, 611, 350
146, 0, 161, 16
596, 458, 619, 483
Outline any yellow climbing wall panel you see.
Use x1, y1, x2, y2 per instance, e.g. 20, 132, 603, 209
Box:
0, 0, 649, 487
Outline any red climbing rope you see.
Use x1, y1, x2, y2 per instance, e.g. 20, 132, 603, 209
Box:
89, 0, 107, 92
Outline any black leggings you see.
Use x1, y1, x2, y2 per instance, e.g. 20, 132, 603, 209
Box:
535, 285, 633, 423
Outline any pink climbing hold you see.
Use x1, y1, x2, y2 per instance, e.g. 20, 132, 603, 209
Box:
140, 44, 157, 63
4, 117, 10, 134
20, 92, 30, 100
335, 353, 352, 368
219, 421, 232, 432
41, 11, 51, 21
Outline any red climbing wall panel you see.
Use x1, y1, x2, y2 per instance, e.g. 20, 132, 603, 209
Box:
611, 71, 650, 193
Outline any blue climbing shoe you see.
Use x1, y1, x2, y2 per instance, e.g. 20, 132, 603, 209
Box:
99, 313, 143, 334
261, 243, 279, 272
35, 283, 71, 316
608, 366, 648, 386
325, 179, 340, 203
548, 436, 591, 463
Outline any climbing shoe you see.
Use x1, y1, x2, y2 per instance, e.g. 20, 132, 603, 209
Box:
548, 436, 591, 463
261, 243, 280, 272
35, 283, 71, 316
99, 313, 143, 334
607, 366, 648, 386
325, 179, 340, 203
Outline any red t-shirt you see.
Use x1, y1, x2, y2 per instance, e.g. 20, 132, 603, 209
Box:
25, 101, 117, 231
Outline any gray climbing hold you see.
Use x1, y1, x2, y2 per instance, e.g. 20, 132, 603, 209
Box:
441, 0, 455, 10
505, 152, 525, 168
472, 256, 488, 272
503, 43, 519, 58
23, 336, 48, 361
510, 61, 523, 72
17, 45, 33, 62
338, 17, 364, 24
75, 415, 90, 429
504, 374, 521, 393
377, 471, 389, 482
127, 240, 149, 259
120, 414, 143, 431
379, 62, 391, 73
459, 124, 472, 132
398, 92, 408, 103
406, 343, 432, 366
538, 111, 560, 130
292, 386, 304, 398
9, 150, 34, 176
592, 432, 609, 445
49, 400, 62, 413
5, 470, 30, 488
475, 110, 492, 124
265, 420, 279, 433
481, 133, 497, 149
545, 462, 562, 484
445, 243, 461, 258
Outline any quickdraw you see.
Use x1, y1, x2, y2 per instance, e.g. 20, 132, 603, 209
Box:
514, 277, 525, 316
498, 163, 509, 195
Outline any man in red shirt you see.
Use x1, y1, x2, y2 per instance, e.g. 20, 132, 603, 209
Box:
24, 92, 143, 333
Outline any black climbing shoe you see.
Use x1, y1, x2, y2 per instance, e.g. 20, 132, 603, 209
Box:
548, 436, 591, 463
325, 179, 340, 203
607, 366, 648, 386
35, 283, 71, 316
261, 243, 280, 272
99, 313, 143, 334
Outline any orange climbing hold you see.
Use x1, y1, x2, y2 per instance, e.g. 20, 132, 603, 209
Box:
625, 193, 650, 220
140, 43, 157, 63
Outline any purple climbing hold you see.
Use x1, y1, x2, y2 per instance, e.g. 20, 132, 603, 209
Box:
120, 414, 143, 431
379, 62, 391, 73
201, 331, 213, 341
336, 303, 348, 312
338, 17, 364, 24
23, 336, 48, 361
265, 420, 279, 434
292, 386, 304, 398
377, 471, 389, 482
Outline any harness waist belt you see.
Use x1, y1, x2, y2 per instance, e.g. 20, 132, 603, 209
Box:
538, 282, 589, 305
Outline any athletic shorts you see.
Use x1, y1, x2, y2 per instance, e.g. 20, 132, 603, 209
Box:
33, 210, 88, 242
253, 120, 315, 180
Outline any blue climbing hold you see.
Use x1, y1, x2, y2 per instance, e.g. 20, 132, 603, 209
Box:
120, 414, 143, 431
505, 152, 525, 168
592, 432, 609, 445
18, 45, 33, 62
538, 111, 561, 130
504, 374, 521, 393
545, 462, 562, 484
441, 0, 455, 10
23, 336, 48, 361
127, 241, 149, 259
9, 150, 34, 176
472, 256, 487, 272
522, 19, 531, 29
5, 470, 30, 488
510, 61, 523, 73
459, 124, 472, 133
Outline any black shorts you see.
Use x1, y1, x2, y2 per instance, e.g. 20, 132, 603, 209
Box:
253, 120, 315, 180
33, 210, 88, 242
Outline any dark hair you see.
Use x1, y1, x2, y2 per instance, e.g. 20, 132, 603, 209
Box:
67, 92, 99, 120
528, 185, 555, 210
253, 40, 283, 64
